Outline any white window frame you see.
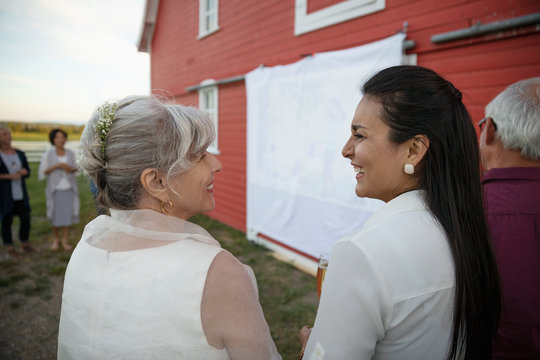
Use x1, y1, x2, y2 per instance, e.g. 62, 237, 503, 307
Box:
198, 0, 220, 39
199, 81, 220, 154
294, 0, 385, 36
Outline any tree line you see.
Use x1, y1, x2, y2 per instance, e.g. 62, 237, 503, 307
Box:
1, 121, 85, 141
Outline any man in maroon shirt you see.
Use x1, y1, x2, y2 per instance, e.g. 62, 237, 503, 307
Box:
479, 77, 540, 359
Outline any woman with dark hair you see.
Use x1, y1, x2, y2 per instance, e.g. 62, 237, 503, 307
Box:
300, 65, 500, 359
38, 128, 79, 250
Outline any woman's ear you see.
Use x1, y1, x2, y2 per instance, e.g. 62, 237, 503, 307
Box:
140, 169, 168, 202
406, 135, 430, 165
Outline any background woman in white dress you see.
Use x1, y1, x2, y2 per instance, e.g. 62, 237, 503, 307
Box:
58, 95, 281, 359
300, 66, 501, 360
38, 128, 79, 251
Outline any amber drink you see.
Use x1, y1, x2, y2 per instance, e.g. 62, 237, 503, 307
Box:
316, 253, 330, 298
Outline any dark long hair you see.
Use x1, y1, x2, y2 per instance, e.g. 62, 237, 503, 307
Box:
363, 65, 501, 359
48, 128, 68, 145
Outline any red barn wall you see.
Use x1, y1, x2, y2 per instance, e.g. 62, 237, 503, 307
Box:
148, 0, 540, 232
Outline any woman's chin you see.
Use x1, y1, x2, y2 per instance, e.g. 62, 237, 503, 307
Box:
355, 186, 367, 198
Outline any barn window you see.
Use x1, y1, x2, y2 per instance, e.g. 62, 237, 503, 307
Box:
295, 0, 385, 35
199, 83, 220, 154
199, 0, 219, 38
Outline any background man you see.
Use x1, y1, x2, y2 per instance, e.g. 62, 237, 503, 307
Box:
479, 77, 539, 358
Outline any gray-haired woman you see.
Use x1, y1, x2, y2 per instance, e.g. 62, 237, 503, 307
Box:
57, 95, 281, 359
0, 126, 34, 258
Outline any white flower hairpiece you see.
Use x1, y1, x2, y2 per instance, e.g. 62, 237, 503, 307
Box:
95, 102, 117, 156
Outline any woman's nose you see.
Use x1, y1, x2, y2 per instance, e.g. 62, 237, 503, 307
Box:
211, 154, 222, 173
342, 137, 353, 158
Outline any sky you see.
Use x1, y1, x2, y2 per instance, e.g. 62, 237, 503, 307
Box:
0, 0, 150, 125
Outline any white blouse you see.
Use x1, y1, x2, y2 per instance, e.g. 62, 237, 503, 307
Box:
58, 209, 281, 360
55, 155, 71, 190
304, 190, 455, 360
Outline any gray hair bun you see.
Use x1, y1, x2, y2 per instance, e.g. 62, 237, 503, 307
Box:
79, 95, 215, 210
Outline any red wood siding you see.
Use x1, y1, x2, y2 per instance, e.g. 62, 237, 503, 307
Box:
149, 0, 540, 232
173, 82, 247, 231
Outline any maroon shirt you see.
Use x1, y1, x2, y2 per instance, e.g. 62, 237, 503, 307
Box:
483, 167, 540, 359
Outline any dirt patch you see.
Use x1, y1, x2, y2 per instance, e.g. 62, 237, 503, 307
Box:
0, 245, 67, 360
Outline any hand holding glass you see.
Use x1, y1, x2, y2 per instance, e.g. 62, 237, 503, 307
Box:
316, 253, 330, 298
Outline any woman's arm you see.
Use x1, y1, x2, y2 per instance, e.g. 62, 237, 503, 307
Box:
18, 150, 30, 178
201, 250, 281, 360
38, 151, 73, 178
38, 151, 50, 180
0, 172, 24, 180
0, 173, 19, 180
302, 240, 391, 359
44, 162, 72, 175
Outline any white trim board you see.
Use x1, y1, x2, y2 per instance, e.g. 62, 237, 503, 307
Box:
295, 0, 385, 36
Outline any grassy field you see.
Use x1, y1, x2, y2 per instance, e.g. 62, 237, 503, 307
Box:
0, 163, 318, 359
3, 122, 84, 142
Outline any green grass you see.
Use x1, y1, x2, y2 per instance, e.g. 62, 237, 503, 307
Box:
2, 163, 318, 359
0, 273, 28, 287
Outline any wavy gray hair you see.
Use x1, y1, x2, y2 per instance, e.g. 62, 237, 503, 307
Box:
485, 77, 540, 160
79, 95, 215, 209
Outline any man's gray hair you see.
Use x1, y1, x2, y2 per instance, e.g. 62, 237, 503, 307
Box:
79, 95, 215, 210
485, 77, 540, 160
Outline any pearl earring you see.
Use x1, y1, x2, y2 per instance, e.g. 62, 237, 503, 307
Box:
404, 164, 415, 175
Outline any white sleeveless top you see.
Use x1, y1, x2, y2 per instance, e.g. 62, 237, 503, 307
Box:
58, 209, 230, 359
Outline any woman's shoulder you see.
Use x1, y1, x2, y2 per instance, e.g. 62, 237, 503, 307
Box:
335, 204, 447, 271
335, 205, 453, 298
40, 148, 54, 159
208, 250, 247, 277
205, 250, 257, 293
341, 206, 436, 243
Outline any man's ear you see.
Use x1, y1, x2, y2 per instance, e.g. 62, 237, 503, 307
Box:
406, 135, 430, 165
140, 168, 168, 202
484, 117, 497, 145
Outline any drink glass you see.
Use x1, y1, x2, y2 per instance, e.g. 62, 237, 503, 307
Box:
316, 253, 330, 298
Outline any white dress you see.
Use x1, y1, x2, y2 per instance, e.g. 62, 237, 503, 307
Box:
304, 190, 455, 360
58, 209, 261, 359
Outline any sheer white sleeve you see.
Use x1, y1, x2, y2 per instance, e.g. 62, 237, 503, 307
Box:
201, 251, 282, 360
304, 240, 392, 360
38, 151, 48, 181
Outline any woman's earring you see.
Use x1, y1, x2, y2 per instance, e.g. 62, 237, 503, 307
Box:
161, 200, 175, 215
404, 163, 415, 175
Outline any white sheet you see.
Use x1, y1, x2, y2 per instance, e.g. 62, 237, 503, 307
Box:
245, 33, 406, 258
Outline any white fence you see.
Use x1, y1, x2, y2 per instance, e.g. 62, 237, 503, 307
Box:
12, 141, 81, 163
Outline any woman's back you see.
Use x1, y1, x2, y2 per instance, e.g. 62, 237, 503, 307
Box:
58, 210, 229, 359
306, 191, 455, 359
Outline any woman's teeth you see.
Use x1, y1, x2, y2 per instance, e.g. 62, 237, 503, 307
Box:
354, 166, 364, 174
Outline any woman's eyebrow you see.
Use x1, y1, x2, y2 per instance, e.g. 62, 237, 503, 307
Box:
351, 124, 367, 131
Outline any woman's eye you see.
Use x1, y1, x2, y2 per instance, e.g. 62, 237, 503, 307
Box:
354, 133, 365, 139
